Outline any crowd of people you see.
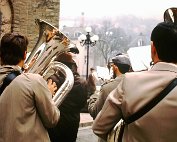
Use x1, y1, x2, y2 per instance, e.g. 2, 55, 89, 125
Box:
92, 21, 177, 142
0, 11, 177, 142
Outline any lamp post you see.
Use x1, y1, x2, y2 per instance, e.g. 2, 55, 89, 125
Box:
78, 27, 99, 79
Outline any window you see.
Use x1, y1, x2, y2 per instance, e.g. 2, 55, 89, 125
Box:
74, 32, 81, 38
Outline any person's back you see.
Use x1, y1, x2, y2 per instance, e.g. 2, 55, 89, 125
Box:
0, 73, 59, 142
92, 22, 177, 142
88, 53, 131, 119
88, 54, 131, 142
119, 64, 177, 142
0, 33, 60, 142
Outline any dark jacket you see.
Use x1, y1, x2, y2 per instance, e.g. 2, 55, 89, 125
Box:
87, 73, 96, 95
48, 72, 88, 142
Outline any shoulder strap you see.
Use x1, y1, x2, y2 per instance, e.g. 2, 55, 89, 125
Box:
126, 78, 177, 124
0, 71, 21, 95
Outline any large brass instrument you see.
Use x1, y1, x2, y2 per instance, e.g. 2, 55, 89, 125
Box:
24, 19, 79, 106
164, 7, 177, 24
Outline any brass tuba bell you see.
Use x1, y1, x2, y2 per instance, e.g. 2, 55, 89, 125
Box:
164, 7, 177, 24
24, 19, 79, 106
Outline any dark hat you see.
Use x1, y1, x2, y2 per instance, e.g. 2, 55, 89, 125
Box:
112, 54, 131, 66
55, 52, 75, 63
90, 67, 95, 71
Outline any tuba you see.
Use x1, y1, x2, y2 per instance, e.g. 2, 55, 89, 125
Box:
164, 7, 177, 24
24, 19, 79, 107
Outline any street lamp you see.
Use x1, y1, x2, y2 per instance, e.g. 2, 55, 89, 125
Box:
106, 31, 113, 36
78, 27, 99, 79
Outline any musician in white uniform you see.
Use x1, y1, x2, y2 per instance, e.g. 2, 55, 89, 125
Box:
0, 33, 60, 142
93, 22, 177, 142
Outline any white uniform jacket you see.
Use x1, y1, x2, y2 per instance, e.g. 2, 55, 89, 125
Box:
0, 65, 60, 142
88, 76, 123, 119
92, 62, 177, 142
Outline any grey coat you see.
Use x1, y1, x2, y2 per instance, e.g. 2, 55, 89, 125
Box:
0, 65, 60, 142
88, 76, 123, 119
88, 76, 123, 142
92, 62, 177, 142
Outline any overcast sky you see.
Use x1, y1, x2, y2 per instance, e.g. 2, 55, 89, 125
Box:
60, 0, 177, 19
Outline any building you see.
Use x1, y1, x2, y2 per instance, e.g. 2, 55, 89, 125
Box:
62, 26, 96, 78
0, 0, 59, 49
0, 1, 95, 78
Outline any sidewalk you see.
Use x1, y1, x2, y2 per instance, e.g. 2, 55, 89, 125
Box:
79, 86, 100, 128
79, 113, 93, 127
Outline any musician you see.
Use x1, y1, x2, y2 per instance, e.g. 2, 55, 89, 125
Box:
88, 53, 131, 142
48, 52, 88, 142
0, 33, 60, 142
88, 53, 131, 119
92, 22, 177, 142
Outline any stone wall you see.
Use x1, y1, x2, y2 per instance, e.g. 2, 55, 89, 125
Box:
0, 0, 60, 49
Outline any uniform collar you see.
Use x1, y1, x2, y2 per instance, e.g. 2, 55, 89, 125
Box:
16, 65, 23, 73
151, 62, 177, 73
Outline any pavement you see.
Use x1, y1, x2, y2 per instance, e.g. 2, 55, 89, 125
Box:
79, 86, 101, 128
79, 113, 93, 128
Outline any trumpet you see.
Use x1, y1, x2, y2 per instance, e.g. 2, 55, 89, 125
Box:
24, 19, 79, 106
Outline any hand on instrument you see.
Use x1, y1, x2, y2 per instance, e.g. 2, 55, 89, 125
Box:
47, 79, 57, 97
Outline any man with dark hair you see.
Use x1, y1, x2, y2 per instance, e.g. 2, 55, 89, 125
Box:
111, 53, 131, 78
92, 22, 177, 142
88, 53, 131, 142
0, 33, 60, 142
48, 52, 88, 142
0, 33, 28, 66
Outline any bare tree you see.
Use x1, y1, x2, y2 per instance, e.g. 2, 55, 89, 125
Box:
92, 20, 130, 65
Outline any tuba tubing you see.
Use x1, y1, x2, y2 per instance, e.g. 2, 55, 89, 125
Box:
25, 19, 78, 107
25, 19, 79, 74
43, 61, 74, 106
